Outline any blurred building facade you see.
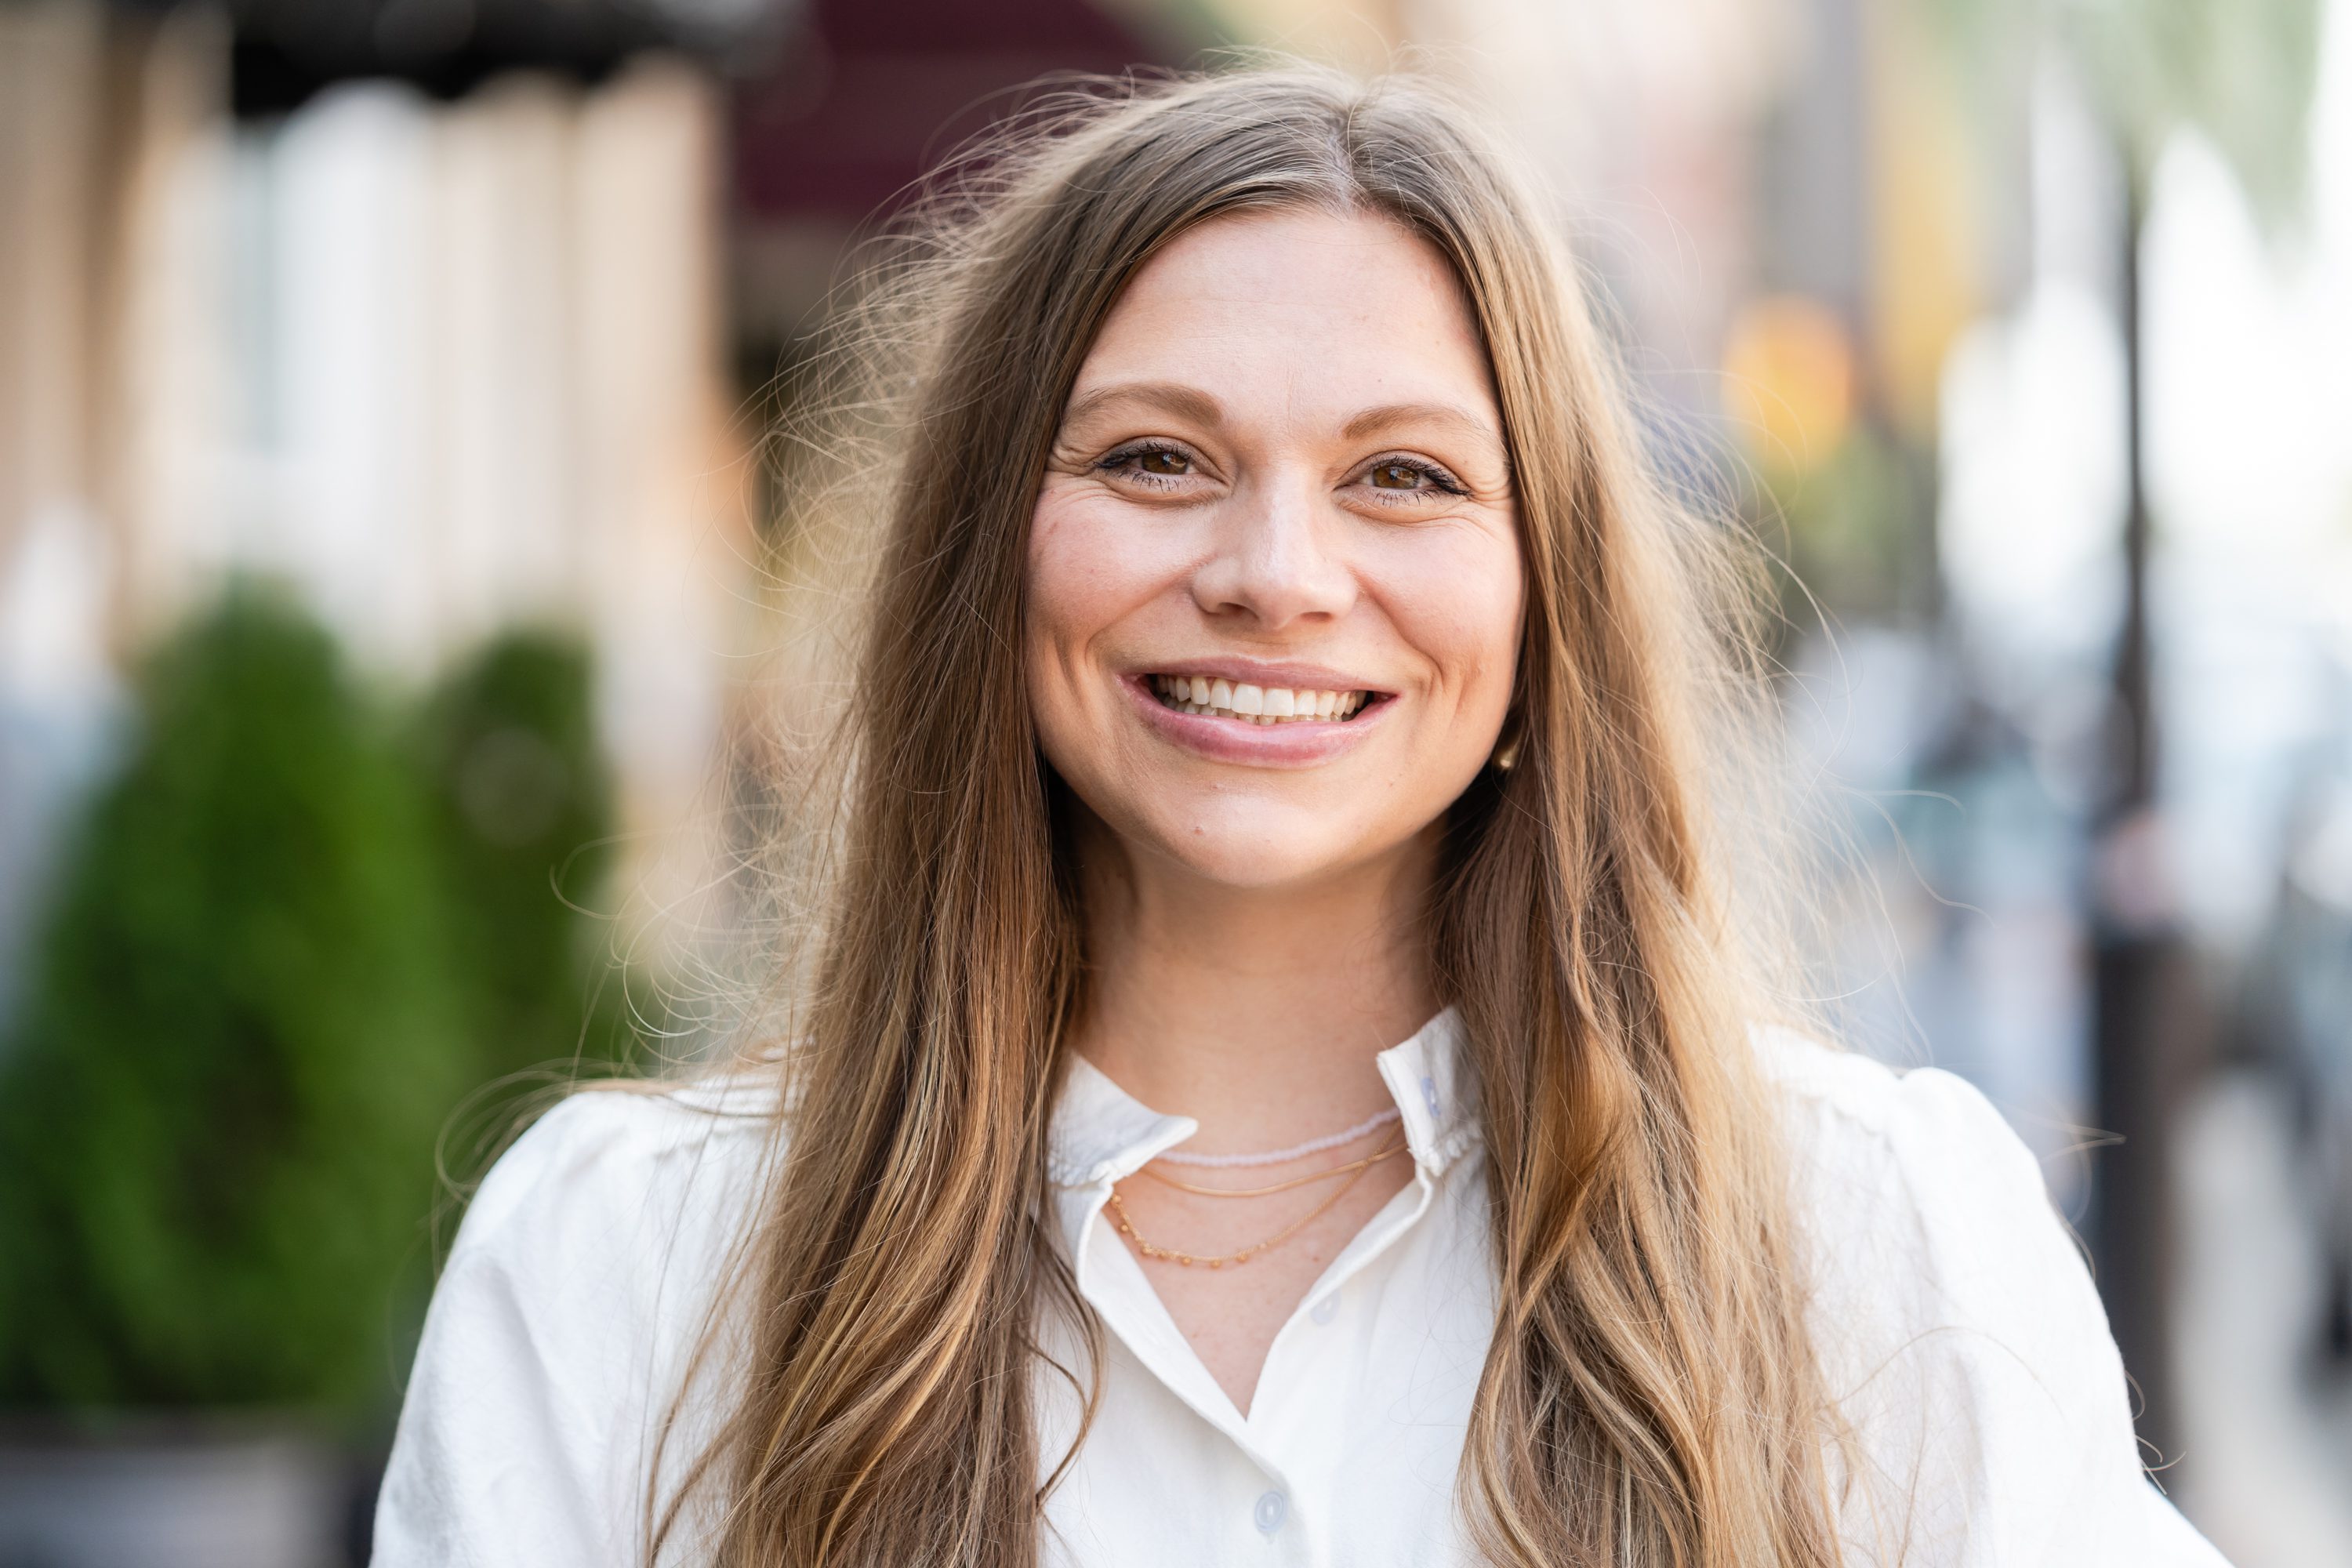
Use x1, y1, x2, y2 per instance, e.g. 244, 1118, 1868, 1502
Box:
0, 2, 753, 985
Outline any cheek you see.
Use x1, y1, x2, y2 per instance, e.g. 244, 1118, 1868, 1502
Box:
1025, 493, 1170, 653
1022, 494, 1176, 750
1380, 528, 1525, 717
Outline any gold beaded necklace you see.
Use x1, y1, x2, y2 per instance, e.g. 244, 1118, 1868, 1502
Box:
1104, 1134, 1408, 1269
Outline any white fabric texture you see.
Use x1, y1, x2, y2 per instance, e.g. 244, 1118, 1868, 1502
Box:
372, 1011, 2228, 1566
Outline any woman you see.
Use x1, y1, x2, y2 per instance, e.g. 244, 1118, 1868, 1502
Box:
374, 68, 2226, 1567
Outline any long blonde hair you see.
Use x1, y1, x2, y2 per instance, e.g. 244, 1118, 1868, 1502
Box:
661, 65, 1843, 1568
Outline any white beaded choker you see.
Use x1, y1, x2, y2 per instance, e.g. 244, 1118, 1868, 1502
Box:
1155, 1106, 1404, 1168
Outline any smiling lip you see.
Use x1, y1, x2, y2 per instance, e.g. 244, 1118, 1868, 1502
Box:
1122, 660, 1392, 767
1141, 658, 1392, 697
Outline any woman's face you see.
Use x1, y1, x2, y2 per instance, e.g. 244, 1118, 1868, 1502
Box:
1026, 207, 1524, 891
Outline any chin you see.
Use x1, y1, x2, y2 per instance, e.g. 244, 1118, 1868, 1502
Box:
1135, 804, 1379, 891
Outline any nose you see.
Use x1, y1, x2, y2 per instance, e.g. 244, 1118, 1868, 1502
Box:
1189, 475, 1356, 631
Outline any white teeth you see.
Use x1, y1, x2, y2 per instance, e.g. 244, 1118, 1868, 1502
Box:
1151, 677, 1372, 725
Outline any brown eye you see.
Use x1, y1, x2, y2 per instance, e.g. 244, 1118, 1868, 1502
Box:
1135, 448, 1190, 476
1370, 461, 1424, 490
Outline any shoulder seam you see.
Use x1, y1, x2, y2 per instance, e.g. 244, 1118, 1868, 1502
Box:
1751, 1025, 1911, 1141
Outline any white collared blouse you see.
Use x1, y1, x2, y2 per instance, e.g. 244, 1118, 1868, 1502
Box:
373, 1011, 2230, 1566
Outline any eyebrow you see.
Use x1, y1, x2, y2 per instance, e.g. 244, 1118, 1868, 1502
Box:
1341, 401, 1505, 454
1059, 383, 1511, 472
1060, 381, 1225, 430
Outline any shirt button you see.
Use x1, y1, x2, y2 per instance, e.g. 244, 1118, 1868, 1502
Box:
1309, 1292, 1340, 1325
1254, 1490, 1288, 1534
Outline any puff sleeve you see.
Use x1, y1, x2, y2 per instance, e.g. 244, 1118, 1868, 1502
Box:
1769, 1039, 2228, 1568
372, 1087, 768, 1567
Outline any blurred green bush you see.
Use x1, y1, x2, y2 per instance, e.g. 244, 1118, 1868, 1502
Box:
0, 586, 619, 1418
414, 627, 623, 1081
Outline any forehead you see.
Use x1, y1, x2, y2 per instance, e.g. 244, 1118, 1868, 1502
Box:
1071, 206, 1500, 424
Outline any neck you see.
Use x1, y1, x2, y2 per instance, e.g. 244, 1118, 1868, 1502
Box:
1069, 816, 1442, 1154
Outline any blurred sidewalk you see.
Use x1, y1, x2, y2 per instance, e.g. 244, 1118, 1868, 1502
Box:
2173, 1069, 2352, 1565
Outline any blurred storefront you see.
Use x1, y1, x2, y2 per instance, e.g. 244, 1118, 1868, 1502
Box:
0, 3, 756, 996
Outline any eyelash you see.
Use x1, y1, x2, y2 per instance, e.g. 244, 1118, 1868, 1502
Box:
1095, 440, 1198, 489
1358, 453, 1471, 501
1094, 442, 1472, 502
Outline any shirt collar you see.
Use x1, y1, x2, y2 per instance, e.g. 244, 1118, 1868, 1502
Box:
1045, 1006, 1480, 1188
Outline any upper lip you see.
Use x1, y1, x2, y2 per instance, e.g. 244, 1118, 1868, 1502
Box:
1132, 657, 1391, 695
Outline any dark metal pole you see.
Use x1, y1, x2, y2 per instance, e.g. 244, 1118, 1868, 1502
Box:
2089, 153, 2192, 1479
2114, 165, 2156, 819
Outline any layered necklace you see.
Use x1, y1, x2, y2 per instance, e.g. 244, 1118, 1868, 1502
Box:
1105, 1109, 1409, 1270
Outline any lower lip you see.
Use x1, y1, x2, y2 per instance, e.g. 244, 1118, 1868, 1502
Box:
1123, 677, 1390, 766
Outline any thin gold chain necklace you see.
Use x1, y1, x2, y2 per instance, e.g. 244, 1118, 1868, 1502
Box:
1105, 1137, 1405, 1269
